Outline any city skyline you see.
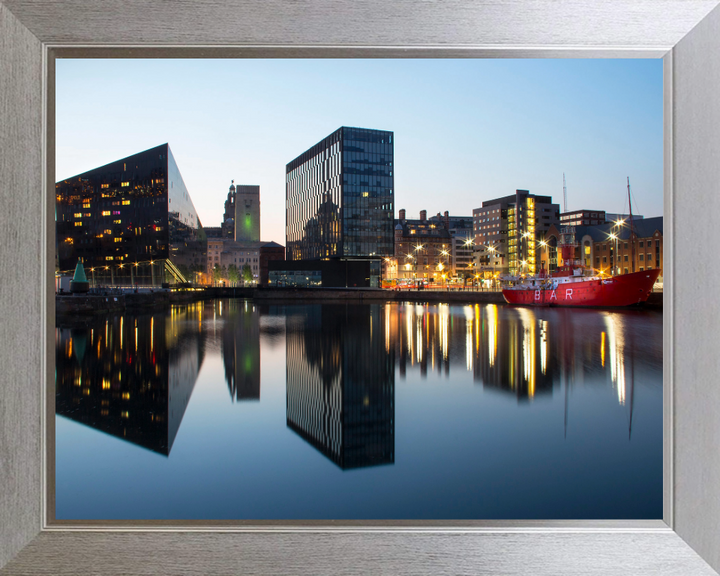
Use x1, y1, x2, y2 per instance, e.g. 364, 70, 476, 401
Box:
56, 58, 663, 245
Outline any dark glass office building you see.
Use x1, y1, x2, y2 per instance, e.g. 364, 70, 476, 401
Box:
56, 144, 206, 286
286, 127, 394, 262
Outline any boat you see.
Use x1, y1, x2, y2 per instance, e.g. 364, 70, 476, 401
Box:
502, 267, 660, 307
502, 178, 661, 308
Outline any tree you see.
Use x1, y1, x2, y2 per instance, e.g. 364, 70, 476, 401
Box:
242, 264, 253, 285
212, 264, 222, 285
227, 264, 239, 286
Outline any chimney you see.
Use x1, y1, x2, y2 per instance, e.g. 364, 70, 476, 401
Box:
399, 208, 406, 221
444, 211, 450, 228
420, 209, 427, 221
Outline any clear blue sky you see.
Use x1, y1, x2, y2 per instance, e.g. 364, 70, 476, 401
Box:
56, 59, 663, 244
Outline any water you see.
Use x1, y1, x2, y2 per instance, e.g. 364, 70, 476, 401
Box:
55, 299, 663, 520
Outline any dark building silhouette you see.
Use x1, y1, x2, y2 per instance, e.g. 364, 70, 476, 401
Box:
285, 304, 395, 469
56, 144, 206, 286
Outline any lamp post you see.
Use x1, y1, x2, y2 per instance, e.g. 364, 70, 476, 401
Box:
538, 240, 547, 276
608, 232, 619, 276
439, 248, 450, 289
488, 245, 497, 290
613, 218, 626, 275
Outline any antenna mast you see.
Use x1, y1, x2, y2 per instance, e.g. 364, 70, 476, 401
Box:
563, 173, 567, 213
628, 177, 635, 273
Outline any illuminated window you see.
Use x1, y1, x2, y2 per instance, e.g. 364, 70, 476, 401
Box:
101, 210, 111, 216
122, 200, 131, 205
84, 213, 91, 217
101, 184, 110, 189
113, 210, 121, 215
114, 238, 122, 243
114, 219, 122, 224
105, 256, 114, 261
121, 182, 130, 187
104, 229, 112, 235
74, 222, 82, 227
73, 212, 82, 218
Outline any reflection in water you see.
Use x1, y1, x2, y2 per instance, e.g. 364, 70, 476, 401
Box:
221, 300, 261, 401
57, 301, 658, 457
388, 302, 657, 409
56, 299, 662, 519
285, 304, 395, 470
56, 304, 205, 455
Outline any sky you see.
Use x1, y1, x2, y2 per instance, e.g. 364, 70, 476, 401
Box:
56, 59, 663, 245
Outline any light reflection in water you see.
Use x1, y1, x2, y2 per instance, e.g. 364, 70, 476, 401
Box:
56, 300, 662, 520
604, 314, 626, 405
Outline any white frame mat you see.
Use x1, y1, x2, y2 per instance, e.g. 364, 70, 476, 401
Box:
1, 1, 720, 574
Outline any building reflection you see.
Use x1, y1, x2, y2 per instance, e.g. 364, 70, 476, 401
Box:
219, 300, 261, 401
285, 304, 395, 469
55, 305, 204, 455
386, 302, 657, 406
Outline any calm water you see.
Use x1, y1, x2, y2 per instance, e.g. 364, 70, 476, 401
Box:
55, 299, 663, 520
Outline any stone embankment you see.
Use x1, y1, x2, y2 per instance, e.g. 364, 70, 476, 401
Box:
56, 286, 661, 314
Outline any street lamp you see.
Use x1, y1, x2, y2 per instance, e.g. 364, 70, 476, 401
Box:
487, 245, 498, 289
608, 232, 619, 276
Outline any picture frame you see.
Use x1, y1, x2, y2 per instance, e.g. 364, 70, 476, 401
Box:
2, 1, 720, 573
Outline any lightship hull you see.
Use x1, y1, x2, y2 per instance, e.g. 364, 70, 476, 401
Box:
502, 269, 660, 308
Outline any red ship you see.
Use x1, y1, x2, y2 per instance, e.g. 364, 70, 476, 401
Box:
502, 179, 661, 308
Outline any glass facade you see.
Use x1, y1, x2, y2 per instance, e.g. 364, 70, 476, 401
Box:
56, 144, 206, 286
286, 127, 394, 261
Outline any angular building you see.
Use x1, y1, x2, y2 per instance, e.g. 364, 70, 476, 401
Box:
56, 144, 206, 286
285, 127, 394, 269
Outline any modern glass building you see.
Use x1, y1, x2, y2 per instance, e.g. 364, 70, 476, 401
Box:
285, 127, 394, 262
56, 144, 206, 286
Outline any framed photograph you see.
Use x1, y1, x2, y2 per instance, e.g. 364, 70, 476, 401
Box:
1, 1, 720, 574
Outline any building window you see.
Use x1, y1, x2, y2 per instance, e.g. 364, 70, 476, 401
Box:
639, 254, 644, 261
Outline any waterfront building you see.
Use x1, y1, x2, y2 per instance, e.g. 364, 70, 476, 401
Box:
393, 209, 452, 282
542, 216, 663, 277
285, 127, 394, 280
258, 242, 285, 286
473, 190, 560, 277
605, 212, 644, 223
560, 209, 606, 227
221, 181, 236, 239
392, 209, 474, 282
56, 143, 206, 286
234, 184, 261, 242
206, 240, 261, 285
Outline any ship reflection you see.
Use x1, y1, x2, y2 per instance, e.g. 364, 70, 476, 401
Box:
55, 305, 205, 456
285, 304, 395, 470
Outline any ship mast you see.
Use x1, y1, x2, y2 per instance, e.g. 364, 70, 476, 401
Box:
628, 177, 636, 273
